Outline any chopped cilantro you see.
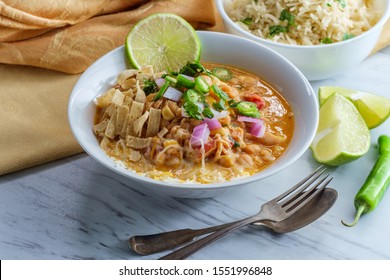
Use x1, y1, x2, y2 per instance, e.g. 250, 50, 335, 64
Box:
268, 9, 295, 37
143, 79, 158, 95
240, 17, 253, 26
183, 102, 203, 120
228, 135, 240, 148
279, 9, 295, 28
269, 25, 288, 37
179, 61, 210, 77
342, 33, 355, 40
326, 2, 332, 6
321, 37, 333, 44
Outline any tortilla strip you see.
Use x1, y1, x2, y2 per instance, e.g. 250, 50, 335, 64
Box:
123, 95, 133, 109
112, 89, 124, 105
135, 80, 146, 103
121, 78, 136, 91
125, 100, 144, 137
157, 127, 168, 139
120, 114, 130, 138
115, 105, 129, 135
146, 108, 161, 137
128, 149, 142, 162
133, 111, 149, 137
105, 109, 116, 139
126, 135, 152, 149
100, 136, 111, 150
96, 88, 115, 108
128, 101, 144, 123
140, 65, 154, 75
93, 119, 109, 137
117, 69, 138, 86
102, 103, 116, 119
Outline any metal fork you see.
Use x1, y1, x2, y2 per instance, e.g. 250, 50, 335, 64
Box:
158, 166, 333, 260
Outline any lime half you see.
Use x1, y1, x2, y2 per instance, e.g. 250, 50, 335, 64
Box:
318, 86, 390, 129
310, 93, 370, 166
125, 13, 201, 73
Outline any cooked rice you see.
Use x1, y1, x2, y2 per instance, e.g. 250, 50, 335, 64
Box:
226, 0, 381, 45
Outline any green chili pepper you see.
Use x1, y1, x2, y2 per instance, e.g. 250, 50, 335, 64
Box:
236, 101, 261, 118
210, 85, 229, 101
164, 76, 177, 84
211, 67, 233, 81
202, 106, 214, 119
194, 76, 209, 93
183, 89, 200, 103
342, 135, 390, 227
212, 100, 226, 112
176, 74, 195, 89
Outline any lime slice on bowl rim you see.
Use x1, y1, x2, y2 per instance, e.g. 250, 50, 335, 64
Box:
125, 13, 201, 73
310, 93, 370, 166
318, 86, 390, 129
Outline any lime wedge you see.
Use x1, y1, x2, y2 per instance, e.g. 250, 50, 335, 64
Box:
318, 86, 390, 129
310, 93, 370, 166
125, 13, 201, 73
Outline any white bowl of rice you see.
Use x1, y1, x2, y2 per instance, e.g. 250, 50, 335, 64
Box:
216, 0, 390, 81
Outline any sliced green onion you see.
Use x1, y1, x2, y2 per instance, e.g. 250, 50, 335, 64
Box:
236, 101, 261, 118
195, 76, 210, 93
210, 85, 229, 101
176, 74, 195, 88
164, 76, 177, 84
153, 81, 169, 101
211, 67, 233, 82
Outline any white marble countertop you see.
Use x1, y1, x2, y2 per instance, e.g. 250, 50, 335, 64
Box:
1, 46, 390, 260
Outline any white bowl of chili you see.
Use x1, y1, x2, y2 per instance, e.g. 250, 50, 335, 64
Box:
216, 0, 390, 81
69, 31, 318, 198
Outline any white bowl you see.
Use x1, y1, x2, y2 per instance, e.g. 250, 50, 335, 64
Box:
68, 31, 318, 198
216, 0, 390, 81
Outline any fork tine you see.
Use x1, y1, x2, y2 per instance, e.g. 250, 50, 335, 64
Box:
284, 174, 334, 214
281, 171, 329, 208
273, 165, 326, 202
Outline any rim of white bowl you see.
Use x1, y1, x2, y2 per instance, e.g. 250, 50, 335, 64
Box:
68, 31, 318, 192
216, 0, 390, 50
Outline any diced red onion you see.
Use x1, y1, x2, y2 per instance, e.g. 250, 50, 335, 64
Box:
190, 123, 210, 147
250, 120, 266, 138
155, 78, 165, 88
181, 74, 194, 81
163, 86, 182, 101
195, 102, 204, 110
237, 115, 262, 124
204, 118, 222, 130
210, 108, 228, 119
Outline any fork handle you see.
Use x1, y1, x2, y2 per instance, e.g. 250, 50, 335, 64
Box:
158, 215, 260, 260
129, 222, 237, 255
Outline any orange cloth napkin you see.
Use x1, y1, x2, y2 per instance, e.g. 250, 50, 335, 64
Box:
0, 0, 216, 74
0, 0, 218, 175
0, 0, 388, 176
